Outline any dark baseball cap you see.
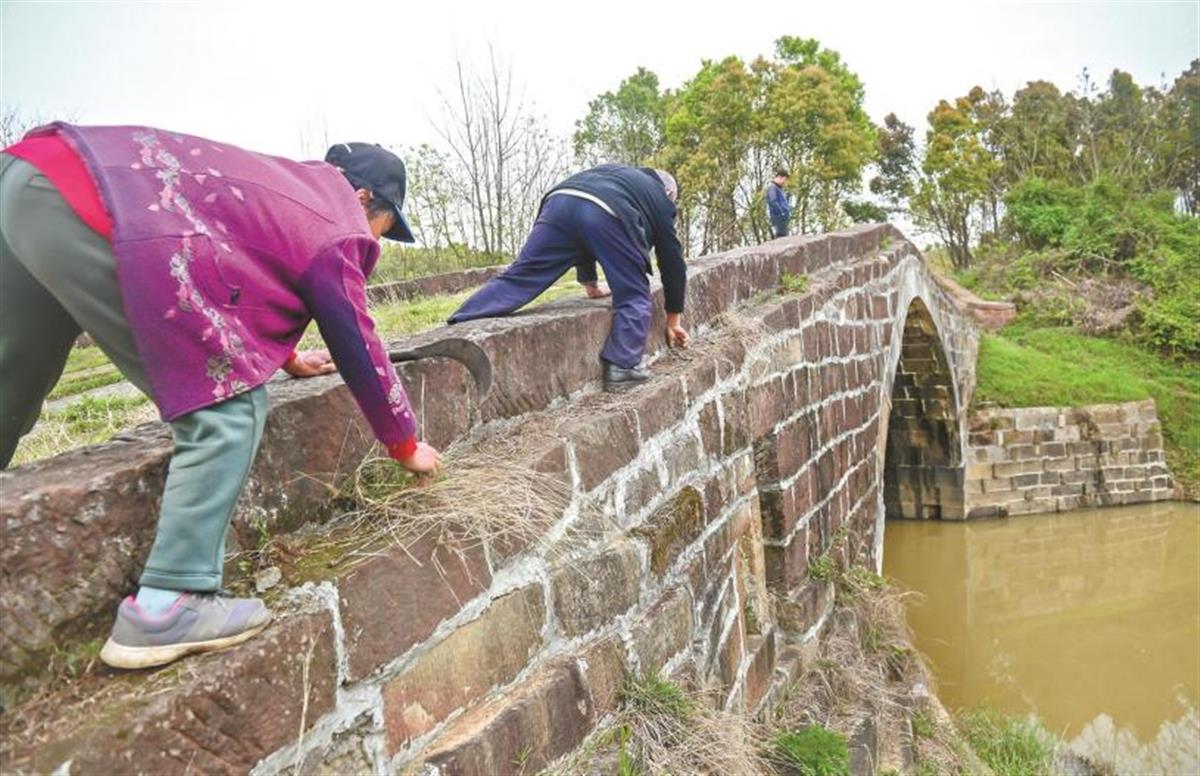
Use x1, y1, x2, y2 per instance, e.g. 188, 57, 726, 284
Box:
324, 142, 416, 243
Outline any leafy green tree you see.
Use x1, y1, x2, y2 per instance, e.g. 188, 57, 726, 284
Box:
662, 55, 757, 252
869, 113, 918, 211
1165, 60, 1199, 215
911, 95, 998, 268
572, 67, 667, 166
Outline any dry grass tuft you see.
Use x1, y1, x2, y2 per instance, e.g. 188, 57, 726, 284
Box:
317, 432, 574, 568
545, 672, 770, 776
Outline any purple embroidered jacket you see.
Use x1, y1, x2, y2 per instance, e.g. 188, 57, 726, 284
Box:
35, 123, 417, 449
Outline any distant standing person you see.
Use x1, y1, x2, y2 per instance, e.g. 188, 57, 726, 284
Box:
449, 164, 688, 392
0, 124, 441, 669
766, 169, 791, 238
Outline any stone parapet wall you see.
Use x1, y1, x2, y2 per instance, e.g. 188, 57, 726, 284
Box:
365, 265, 506, 305
1, 225, 981, 774
965, 399, 1174, 518
932, 274, 1017, 330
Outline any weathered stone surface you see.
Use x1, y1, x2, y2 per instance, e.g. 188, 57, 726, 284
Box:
632, 587, 694, 673
742, 630, 778, 712
777, 580, 834, 635
7, 608, 336, 776
382, 584, 546, 749
0, 424, 171, 703
633, 486, 706, 577
570, 408, 640, 491
551, 542, 641, 637
965, 399, 1174, 517
338, 534, 490, 681
578, 637, 628, 717
423, 660, 593, 776
633, 376, 688, 441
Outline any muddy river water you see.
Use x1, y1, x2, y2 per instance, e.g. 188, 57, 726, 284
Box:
884, 502, 1199, 773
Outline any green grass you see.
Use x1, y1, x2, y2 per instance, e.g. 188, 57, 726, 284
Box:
11, 394, 156, 467
770, 726, 851, 776
958, 707, 1057, 776
300, 277, 582, 350
780, 272, 810, 294
618, 672, 695, 720
17, 277, 588, 466
975, 319, 1200, 493
371, 243, 509, 283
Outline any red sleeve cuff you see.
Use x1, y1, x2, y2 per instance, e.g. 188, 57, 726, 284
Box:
284, 350, 298, 367
387, 437, 418, 461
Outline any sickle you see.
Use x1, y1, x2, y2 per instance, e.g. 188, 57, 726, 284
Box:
389, 337, 492, 398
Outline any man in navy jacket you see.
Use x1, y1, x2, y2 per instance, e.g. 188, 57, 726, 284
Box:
766, 170, 791, 238
450, 164, 688, 391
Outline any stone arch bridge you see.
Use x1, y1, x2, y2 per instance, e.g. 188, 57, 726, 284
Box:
1, 224, 984, 774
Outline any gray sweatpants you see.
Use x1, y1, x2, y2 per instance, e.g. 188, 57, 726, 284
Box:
0, 154, 267, 592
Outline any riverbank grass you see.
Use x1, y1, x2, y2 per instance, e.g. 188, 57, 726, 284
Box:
974, 320, 1200, 495
958, 706, 1058, 776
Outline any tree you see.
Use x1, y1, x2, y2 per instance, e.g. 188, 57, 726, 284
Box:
662, 55, 757, 253
763, 37, 876, 234
433, 50, 569, 258
1165, 60, 1200, 215
573, 67, 667, 166
869, 113, 918, 211
910, 96, 997, 269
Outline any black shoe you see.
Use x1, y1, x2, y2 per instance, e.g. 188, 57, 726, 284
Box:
603, 362, 651, 393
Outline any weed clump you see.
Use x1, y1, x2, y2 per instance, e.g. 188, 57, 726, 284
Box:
769, 726, 850, 775
958, 706, 1058, 776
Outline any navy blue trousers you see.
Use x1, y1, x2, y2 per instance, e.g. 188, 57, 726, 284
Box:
449, 196, 652, 369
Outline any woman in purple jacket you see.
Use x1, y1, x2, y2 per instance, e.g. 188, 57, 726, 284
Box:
0, 124, 440, 668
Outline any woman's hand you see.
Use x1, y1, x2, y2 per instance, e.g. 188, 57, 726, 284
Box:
397, 442, 442, 474
666, 313, 689, 348
284, 349, 338, 378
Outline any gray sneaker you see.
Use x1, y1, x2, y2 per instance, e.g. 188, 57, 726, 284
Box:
100, 593, 271, 669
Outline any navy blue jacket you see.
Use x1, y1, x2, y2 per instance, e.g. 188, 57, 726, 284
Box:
547, 164, 687, 313
766, 181, 791, 222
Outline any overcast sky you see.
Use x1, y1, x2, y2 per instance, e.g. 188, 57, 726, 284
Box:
1, 0, 1196, 159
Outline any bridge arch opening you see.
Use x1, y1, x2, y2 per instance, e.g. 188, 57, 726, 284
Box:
883, 297, 965, 520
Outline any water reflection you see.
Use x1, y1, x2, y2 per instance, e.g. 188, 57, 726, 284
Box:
884, 502, 1200, 772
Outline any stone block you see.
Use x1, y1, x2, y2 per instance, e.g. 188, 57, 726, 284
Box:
632, 587, 694, 673
633, 486, 706, 577
579, 637, 629, 717
747, 378, 791, 439
742, 630, 778, 713
570, 408, 640, 491
776, 579, 834, 635
423, 660, 593, 775
11, 609, 337, 775
698, 401, 722, 459
663, 434, 704, 486
551, 541, 641, 637
382, 584, 546, 748
721, 392, 752, 455
339, 534, 490, 681
622, 460, 665, 522
634, 377, 687, 442
966, 462, 993, 480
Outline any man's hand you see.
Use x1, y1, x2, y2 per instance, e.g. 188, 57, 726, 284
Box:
582, 282, 612, 299
284, 349, 338, 378
397, 442, 442, 474
666, 312, 689, 349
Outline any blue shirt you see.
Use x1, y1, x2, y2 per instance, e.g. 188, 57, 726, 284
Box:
766, 181, 791, 222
